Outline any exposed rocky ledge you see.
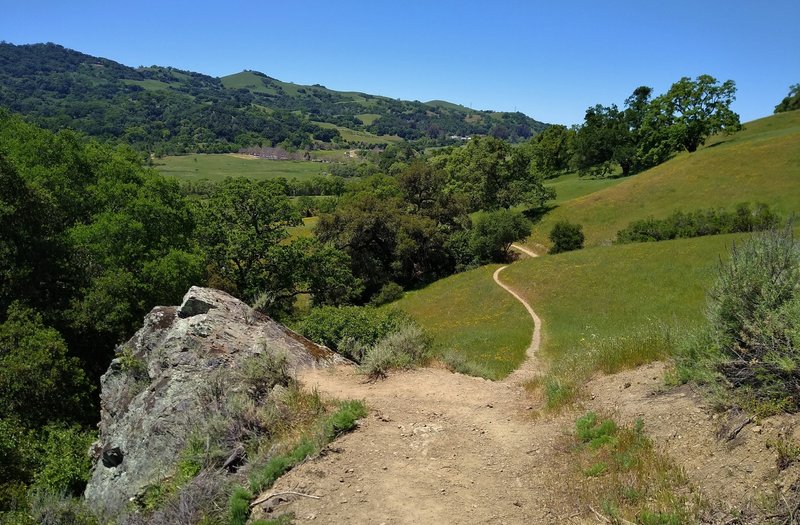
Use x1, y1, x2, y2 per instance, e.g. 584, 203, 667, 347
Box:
84, 287, 346, 518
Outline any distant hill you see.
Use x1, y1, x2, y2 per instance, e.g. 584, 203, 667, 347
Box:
0, 42, 547, 154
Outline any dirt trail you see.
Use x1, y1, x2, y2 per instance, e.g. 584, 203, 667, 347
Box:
253, 243, 794, 523
260, 366, 577, 524
495, 245, 543, 386
252, 244, 572, 523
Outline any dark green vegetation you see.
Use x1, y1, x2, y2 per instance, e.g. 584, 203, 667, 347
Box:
775, 84, 800, 113
571, 413, 701, 523
0, 43, 546, 156
673, 227, 800, 416
615, 203, 779, 244
536, 75, 741, 180
548, 220, 584, 254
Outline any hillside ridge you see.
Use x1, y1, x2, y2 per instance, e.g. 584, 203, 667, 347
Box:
0, 42, 547, 154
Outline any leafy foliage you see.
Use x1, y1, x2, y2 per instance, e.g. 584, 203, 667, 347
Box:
775, 84, 800, 113
0, 304, 91, 428
296, 306, 413, 360
707, 226, 800, 412
615, 203, 780, 244
548, 221, 585, 254
470, 209, 532, 262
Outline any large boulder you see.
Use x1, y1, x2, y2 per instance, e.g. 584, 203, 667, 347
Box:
84, 287, 346, 518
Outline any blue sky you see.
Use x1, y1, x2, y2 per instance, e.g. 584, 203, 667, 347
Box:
2, 0, 798, 125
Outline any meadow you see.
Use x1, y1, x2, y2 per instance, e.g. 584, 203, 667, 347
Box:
526, 111, 800, 248
391, 264, 532, 380
155, 154, 327, 181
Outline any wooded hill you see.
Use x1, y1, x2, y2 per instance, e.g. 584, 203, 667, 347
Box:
0, 42, 547, 154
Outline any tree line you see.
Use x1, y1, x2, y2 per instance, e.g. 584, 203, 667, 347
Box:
526, 75, 742, 179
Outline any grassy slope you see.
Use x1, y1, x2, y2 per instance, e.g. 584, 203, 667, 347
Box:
502, 234, 741, 366
391, 265, 532, 380
527, 111, 800, 248
155, 154, 326, 182
287, 216, 319, 240
545, 172, 627, 205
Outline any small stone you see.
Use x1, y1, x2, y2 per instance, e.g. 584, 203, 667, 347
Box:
752, 425, 763, 434
623, 382, 632, 389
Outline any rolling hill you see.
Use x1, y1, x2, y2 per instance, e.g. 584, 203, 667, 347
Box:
529, 111, 800, 248
392, 111, 800, 393
0, 42, 547, 154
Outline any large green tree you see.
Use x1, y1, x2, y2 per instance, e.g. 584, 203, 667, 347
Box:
655, 75, 741, 152
438, 136, 554, 210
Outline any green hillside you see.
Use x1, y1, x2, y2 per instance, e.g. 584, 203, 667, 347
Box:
526, 111, 800, 248
0, 42, 548, 156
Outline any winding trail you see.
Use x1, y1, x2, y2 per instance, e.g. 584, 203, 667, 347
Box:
495, 244, 543, 385
253, 242, 563, 523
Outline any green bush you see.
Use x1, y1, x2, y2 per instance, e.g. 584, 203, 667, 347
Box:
359, 324, 431, 379
706, 226, 800, 413
32, 425, 95, 496
575, 412, 618, 449
615, 202, 779, 244
548, 220, 584, 254
228, 486, 253, 525
470, 209, 532, 263
296, 306, 412, 359
369, 282, 405, 306
322, 401, 367, 442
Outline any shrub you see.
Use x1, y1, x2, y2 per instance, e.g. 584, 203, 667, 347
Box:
296, 306, 412, 359
706, 225, 800, 413
27, 491, 100, 525
548, 221, 584, 254
359, 324, 431, 379
32, 425, 95, 496
615, 202, 779, 244
228, 486, 253, 525
369, 282, 404, 306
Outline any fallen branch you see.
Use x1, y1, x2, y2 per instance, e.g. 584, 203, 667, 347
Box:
250, 491, 321, 508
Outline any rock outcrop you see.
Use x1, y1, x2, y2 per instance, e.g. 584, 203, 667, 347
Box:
84, 287, 346, 518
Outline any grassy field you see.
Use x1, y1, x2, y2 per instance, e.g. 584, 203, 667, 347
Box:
287, 216, 319, 240
545, 171, 626, 205
502, 234, 742, 364
155, 154, 327, 182
525, 111, 800, 248
356, 113, 381, 125
390, 265, 532, 380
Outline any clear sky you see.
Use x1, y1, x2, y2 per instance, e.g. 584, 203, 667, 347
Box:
2, 0, 798, 125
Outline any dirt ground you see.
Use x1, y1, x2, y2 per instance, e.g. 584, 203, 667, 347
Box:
249, 362, 800, 524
